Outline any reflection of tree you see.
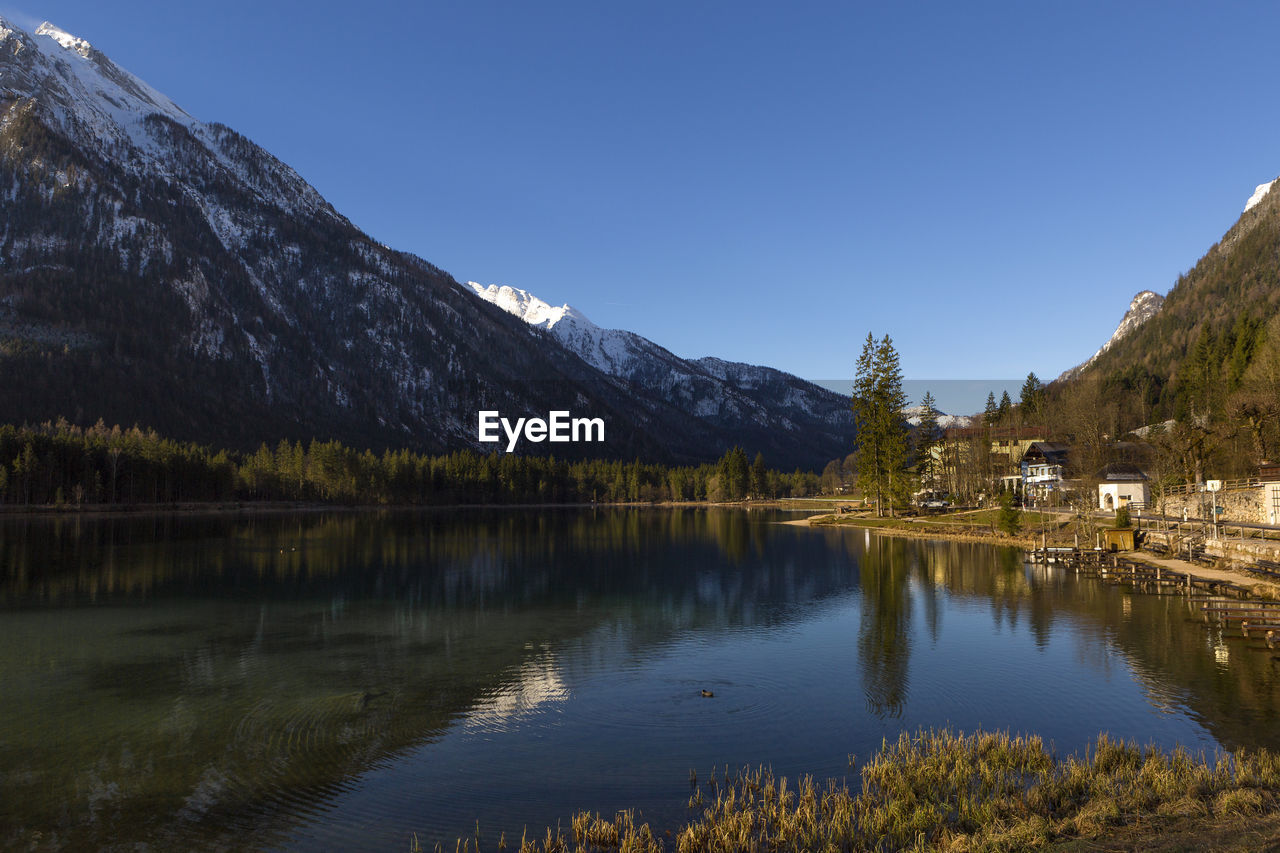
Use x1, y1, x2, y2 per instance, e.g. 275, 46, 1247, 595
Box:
917, 548, 942, 644
705, 508, 751, 564
857, 536, 913, 718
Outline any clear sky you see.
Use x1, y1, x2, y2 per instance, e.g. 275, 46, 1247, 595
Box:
6, 1, 1279, 413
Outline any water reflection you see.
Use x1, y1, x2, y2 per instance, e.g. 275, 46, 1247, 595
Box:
857, 536, 912, 717
1, 509, 1279, 850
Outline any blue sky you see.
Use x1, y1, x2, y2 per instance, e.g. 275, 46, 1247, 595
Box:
6, 1, 1279, 413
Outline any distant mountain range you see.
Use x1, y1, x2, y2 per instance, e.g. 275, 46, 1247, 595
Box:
901, 405, 972, 430
0, 18, 851, 469
468, 284, 852, 465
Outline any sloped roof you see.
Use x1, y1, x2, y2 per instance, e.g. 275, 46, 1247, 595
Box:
1023, 441, 1070, 464
1097, 461, 1148, 481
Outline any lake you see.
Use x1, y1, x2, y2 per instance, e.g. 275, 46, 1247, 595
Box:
2, 507, 1278, 850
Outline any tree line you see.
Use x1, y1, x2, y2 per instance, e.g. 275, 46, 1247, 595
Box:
839, 314, 1280, 521
0, 420, 820, 507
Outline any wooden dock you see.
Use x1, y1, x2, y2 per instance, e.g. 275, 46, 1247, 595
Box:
1032, 546, 1280, 655
1029, 547, 1248, 595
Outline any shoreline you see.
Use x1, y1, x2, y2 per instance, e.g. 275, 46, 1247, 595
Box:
795, 511, 1280, 598
788, 512, 1037, 548
0, 498, 813, 521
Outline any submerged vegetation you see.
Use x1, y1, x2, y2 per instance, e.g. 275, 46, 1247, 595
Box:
484, 729, 1280, 852
0, 420, 819, 507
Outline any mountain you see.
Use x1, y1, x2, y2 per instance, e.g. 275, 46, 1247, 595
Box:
1058, 290, 1165, 381
902, 404, 972, 430
0, 19, 848, 468
468, 283, 854, 468
1066, 175, 1280, 422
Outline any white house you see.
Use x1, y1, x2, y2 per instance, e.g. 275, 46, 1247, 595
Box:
1261, 464, 1280, 525
1096, 462, 1149, 512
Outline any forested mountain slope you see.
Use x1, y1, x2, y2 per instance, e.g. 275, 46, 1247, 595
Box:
0, 19, 847, 468
1072, 177, 1280, 425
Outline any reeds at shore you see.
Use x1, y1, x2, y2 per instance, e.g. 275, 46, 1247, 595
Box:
434, 727, 1280, 852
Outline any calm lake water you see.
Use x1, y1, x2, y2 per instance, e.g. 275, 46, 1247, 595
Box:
3, 507, 1280, 850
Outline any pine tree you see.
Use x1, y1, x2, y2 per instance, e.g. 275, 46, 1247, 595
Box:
751, 452, 768, 499
916, 390, 940, 488
852, 333, 910, 516
1019, 372, 1044, 415
983, 392, 998, 426
998, 390, 1012, 421
997, 490, 1022, 535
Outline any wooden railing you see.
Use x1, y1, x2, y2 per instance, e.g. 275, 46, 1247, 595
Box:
1137, 515, 1280, 546
1160, 478, 1260, 498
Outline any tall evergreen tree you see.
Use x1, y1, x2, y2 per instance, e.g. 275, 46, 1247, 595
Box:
983, 391, 999, 426
997, 390, 1012, 421
916, 390, 941, 488
751, 452, 768, 499
852, 333, 910, 516
1019, 372, 1044, 415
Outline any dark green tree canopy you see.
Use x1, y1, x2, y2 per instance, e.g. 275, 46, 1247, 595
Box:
852, 333, 911, 516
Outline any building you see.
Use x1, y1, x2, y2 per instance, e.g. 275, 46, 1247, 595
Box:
930, 426, 1046, 495
1261, 463, 1280, 525
1096, 462, 1150, 511
1021, 441, 1071, 501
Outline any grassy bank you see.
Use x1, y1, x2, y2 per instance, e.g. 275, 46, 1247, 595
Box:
805, 508, 1073, 549
453, 728, 1280, 852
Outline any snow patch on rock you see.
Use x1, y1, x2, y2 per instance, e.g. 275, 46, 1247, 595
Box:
1246, 179, 1277, 213
1059, 290, 1164, 380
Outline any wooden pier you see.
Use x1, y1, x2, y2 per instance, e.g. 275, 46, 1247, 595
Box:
1028, 547, 1247, 595
1031, 546, 1280, 655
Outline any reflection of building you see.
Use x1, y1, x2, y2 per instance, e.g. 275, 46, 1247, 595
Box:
1096, 462, 1149, 511
1021, 441, 1070, 500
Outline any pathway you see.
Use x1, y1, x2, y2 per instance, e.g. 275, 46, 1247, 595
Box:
1124, 551, 1280, 597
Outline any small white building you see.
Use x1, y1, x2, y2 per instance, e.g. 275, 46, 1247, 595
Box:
1096, 463, 1149, 511
1261, 464, 1280, 525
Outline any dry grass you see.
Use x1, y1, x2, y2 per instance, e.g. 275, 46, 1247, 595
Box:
460, 729, 1280, 852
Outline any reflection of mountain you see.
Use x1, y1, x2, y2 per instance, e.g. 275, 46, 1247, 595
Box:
0, 508, 868, 850
5, 511, 1280, 850
465, 654, 571, 733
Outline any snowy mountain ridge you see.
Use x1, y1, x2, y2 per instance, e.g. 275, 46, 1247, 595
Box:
0, 15, 853, 468
902, 405, 972, 430
1, 20, 331, 220
468, 281, 854, 445
467, 282, 646, 376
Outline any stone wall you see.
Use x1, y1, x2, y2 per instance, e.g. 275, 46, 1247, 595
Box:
1203, 537, 1280, 568
1146, 487, 1263, 524
1143, 526, 1280, 571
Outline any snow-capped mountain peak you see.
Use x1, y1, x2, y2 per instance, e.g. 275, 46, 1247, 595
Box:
468, 281, 853, 447
466, 283, 586, 331
0, 15, 330, 225
19, 17, 192, 129
468, 280, 649, 376
902, 404, 972, 430
35, 21, 92, 57
1058, 289, 1164, 380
